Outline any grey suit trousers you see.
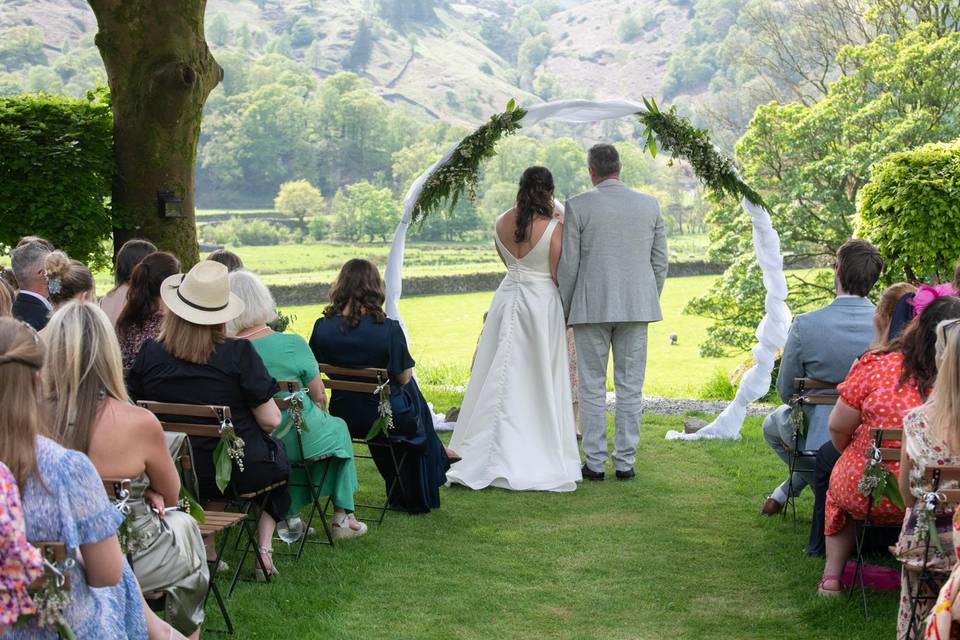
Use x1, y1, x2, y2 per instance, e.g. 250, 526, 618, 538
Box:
574, 322, 648, 473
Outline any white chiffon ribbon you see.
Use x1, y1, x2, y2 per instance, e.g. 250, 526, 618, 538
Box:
384, 99, 791, 441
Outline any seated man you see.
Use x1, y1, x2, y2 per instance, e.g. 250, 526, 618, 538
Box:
760, 239, 882, 515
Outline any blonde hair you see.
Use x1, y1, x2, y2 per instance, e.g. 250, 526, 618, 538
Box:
873, 282, 917, 348
44, 251, 95, 306
43, 302, 128, 453
0, 279, 12, 317
227, 270, 277, 336
159, 311, 224, 365
0, 318, 45, 488
927, 320, 960, 452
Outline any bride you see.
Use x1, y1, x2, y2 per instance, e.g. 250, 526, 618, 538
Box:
446, 166, 582, 492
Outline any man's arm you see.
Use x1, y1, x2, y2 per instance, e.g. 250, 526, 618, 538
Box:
557, 199, 581, 319
776, 318, 804, 404
651, 203, 668, 295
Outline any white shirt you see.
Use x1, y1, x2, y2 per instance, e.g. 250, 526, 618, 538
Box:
18, 289, 52, 311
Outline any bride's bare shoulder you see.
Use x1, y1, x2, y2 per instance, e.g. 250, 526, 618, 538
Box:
496, 208, 517, 229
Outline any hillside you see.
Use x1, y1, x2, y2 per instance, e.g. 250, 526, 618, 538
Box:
0, 0, 699, 125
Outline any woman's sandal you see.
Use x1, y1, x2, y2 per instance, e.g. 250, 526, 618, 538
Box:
817, 575, 843, 598
254, 546, 279, 582
331, 513, 368, 540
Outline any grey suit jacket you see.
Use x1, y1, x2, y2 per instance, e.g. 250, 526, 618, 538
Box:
775, 296, 876, 451
558, 179, 668, 325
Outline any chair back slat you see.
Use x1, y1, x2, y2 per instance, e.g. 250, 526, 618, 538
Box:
927, 466, 960, 483
879, 449, 902, 462
277, 380, 301, 394
137, 401, 232, 438
870, 427, 903, 441
794, 378, 838, 391
319, 364, 387, 380
323, 379, 383, 394
793, 378, 840, 406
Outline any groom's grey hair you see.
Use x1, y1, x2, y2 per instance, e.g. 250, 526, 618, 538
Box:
588, 143, 621, 177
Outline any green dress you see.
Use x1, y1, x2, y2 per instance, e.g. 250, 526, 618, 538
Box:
251, 332, 358, 514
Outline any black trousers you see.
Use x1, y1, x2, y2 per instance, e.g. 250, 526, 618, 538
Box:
806, 442, 841, 556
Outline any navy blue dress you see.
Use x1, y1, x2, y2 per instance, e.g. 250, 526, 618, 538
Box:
309, 315, 449, 514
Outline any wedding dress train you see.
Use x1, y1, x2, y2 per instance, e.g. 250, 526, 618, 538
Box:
447, 218, 582, 492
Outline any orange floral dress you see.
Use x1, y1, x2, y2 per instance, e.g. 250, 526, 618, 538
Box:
825, 351, 921, 536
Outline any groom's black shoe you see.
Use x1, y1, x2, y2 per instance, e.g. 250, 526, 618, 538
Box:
615, 468, 635, 480
581, 464, 604, 481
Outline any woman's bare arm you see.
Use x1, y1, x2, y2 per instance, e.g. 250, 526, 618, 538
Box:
828, 399, 862, 453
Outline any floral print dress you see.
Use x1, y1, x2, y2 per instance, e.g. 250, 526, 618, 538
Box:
0, 462, 43, 627
894, 408, 960, 639
825, 351, 921, 535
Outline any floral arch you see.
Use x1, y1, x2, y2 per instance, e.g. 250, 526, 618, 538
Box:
384, 98, 790, 440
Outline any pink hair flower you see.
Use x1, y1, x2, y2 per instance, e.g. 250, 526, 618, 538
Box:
910, 283, 958, 317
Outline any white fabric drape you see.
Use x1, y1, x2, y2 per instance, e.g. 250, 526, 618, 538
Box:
384, 99, 791, 440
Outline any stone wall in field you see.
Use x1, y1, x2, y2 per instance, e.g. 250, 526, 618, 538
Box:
271, 261, 730, 306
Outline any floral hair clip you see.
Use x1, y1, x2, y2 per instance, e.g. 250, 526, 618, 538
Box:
47, 275, 62, 296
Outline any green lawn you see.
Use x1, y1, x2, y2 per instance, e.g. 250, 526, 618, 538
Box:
282, 273, 745, 399
213, 410, 897, 639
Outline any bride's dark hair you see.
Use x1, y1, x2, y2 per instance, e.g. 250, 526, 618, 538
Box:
514, 166, 555, 243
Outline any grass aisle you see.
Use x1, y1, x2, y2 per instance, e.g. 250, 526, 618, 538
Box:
216, 414, 897, 639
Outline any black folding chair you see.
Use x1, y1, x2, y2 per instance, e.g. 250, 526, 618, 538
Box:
903, 465, 960, 639
136, 400, 285, 597
782, 378, 839, 527
849, 427, 903, 618
274, 379, 334, 559
319, 363, 408, 525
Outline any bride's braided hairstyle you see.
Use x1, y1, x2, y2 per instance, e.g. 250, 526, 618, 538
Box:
514, 166, 555, 243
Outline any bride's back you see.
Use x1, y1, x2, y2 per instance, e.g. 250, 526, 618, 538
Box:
495, 208, 555, 261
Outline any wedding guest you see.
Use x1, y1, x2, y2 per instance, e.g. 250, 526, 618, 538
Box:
0, 265, 16, 292
100, 239, 157, 324
10, 241, 52, 330
309, 259, 450, 514
818, 296, 960, 596
14, 236, 54, 251
207, 249, 244, 272
0, 317, 148, 639
0, 277, 12, 317
127, 261, 290, 579
44, 302, 209, 638
0, 461, 43, 634
761, 240, 882, 516
36, 251, 95, 341
116, 252, 180, 369
806, 281, 918, 557
228, 270, 366, 539
893, 318, 960, 637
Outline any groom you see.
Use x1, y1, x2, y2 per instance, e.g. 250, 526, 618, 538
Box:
558, 144, 668, 481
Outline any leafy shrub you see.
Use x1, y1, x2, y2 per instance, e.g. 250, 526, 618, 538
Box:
307, 216, 328, 241
858, 141, 960, 284
0, 91, 114, 268
699, 368, 737, 400
203, 217, 293, 246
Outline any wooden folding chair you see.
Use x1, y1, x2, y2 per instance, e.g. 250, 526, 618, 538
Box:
136, 400, 285, 597
850, 427, 903, 618
319, 363, 407, 525
783, 378, 839, 527
273, 379, 334, 559
902, 465, 960, 639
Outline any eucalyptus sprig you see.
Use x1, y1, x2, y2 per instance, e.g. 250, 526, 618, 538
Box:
413, 99, 527, 224
637, 97, 766, 209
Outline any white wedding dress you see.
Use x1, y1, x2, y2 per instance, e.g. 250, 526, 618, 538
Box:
447, 217, 582, 492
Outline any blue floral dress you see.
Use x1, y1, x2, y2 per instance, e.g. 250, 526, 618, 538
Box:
8, 437, 147, 639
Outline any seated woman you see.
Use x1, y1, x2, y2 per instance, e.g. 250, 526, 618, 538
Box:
100, 239, 157, 325
0, 461, 43, 635
37, 250, 95, 341
819, 296, 960, 596
128, 261, 291, 579
309, 259, 450, 514
206, 249, 244, 272
44, 302, 209, 638
228, 269, 366, 539
116, 252, 181, 369
0, 317, 148, 639
894, 317, 960, 637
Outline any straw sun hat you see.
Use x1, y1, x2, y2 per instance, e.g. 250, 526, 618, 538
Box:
160, 261, 245, 326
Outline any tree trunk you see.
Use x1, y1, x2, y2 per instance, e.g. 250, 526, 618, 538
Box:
88, 0, 222, 267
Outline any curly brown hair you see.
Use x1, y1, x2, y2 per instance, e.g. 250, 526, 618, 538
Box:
323, 259, 386, 330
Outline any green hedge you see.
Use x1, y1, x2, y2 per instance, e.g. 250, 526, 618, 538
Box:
858, 140, 960, 283
0, 92, 114, 268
